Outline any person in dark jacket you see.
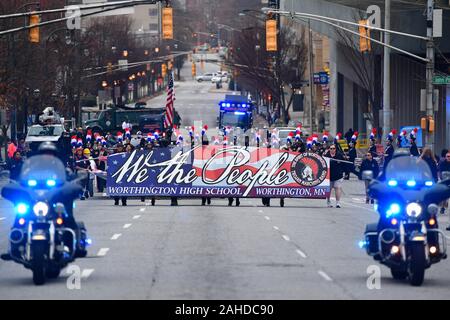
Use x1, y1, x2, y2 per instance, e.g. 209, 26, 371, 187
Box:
360, 152, 380, 204
113, 143, 128, 206
420, 147, 438, 182
383, 130, 396, 171
324, 145, 345, 208
409, 128, 420, 157
8, 151, 23, 181
344, 128, 353, 144
344, 141, 357, 180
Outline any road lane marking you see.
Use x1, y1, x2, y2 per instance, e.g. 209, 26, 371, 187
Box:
273, 226, 279, 231
296, 249, 307, 258
258, 210, 264, 213
318, 270, 333, 282
81, 269, 95, 278
264, 216, 270, 221
111, 234, 122, 240
97, 248, 110, 257
123, 224, 132, 229
282, 235, 290, 242
140, 208, 146, 212
133, 215, 141, 220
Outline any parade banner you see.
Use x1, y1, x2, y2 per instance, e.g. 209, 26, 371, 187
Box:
106, 146, 331, 198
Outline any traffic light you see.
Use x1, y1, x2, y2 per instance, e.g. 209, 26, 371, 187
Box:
421, 116, 435, 132
359, 20, 371, 52
29, 14, 40, 43
107, 62, 113, 75
162, 7, 173, 40
266, 19, 277, 52
162, 63, 167, 78
191, 62, 196, 77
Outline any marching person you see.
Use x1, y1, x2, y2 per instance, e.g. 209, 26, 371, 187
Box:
344, 132, 358, 180
438, 151, 450, 219
383, 130, 396, 171
360, 152, 379, 204
74, 147, 89, 200
324, 144, 346, 208
113, 143, 128, 206
409, 128, 420, 157
368, 128, 378, 158
7, 151, 23, 181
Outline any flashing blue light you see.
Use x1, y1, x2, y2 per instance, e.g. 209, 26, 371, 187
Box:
46, 179, 56, 187
226, 103, 231, 107
406, 180, 417, 187
388, 180, 398, 187
425, 181, 433, 187
386, 203, 401, 217
28, 180, 37, 187
16, 203, 28, 215
85, 238, 92, 246
234, 111, 246, 115
242, 104, 247, 108
237, 104, 241, 107
221, 103, 226, 107
358, 240, 367, 249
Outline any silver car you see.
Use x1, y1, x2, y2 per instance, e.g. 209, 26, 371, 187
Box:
195, 73, 216, 82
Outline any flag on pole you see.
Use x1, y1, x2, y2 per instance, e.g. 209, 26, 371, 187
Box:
164, 71, 175, 128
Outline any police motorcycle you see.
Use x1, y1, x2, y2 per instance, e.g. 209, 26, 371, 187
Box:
0, 143, 89, 285
361, 151, 450, 286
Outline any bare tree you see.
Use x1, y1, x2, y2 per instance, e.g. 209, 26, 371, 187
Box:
227, 21, 308, 125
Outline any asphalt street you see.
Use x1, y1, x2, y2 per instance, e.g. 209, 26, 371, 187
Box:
1, 176, 450, 299
1, 58, 450, 300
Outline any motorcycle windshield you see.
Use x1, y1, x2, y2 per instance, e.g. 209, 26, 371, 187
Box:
385, 156, 433, 183
19, 155, 66, 187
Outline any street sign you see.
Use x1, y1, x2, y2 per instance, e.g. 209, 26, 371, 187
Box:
433, 75, 450, 85
313, 72, 329, 85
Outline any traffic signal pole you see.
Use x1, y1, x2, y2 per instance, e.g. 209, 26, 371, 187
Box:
425, 0, 435, 150
382, 0, 391, 146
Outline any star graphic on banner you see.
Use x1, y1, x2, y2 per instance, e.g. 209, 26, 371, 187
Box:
160, 152, 165, 156
152, 159, 157, 164
159, 168, 164, 172
151, 169, 156, 174
113, 160, 118, 165
122, 154, 126, 158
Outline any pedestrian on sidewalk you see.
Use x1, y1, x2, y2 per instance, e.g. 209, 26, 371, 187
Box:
360, 152, 379, 204
324, 144, 345, 208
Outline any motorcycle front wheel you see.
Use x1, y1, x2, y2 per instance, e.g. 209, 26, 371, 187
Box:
408, 243, 426, 286
31, 243, 47, 285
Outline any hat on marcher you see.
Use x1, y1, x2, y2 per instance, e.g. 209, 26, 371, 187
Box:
370, 128, 377, 142
410, 128, 418, 141
117, 131, 123, 142
322, 131, 329, 143
351, 131, 359, 143
83, 148, 91, 156
201, 125, 208, 136
71, 135, 77, 148
86, 129, 92, 143
334, 132, 342, 143
387, 129, 397, 142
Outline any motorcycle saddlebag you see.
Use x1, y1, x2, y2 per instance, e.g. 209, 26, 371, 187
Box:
364, 223, 379, 256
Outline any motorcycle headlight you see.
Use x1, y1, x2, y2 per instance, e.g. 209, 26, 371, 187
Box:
406, 203, 422, 218
33, 202, 49, 217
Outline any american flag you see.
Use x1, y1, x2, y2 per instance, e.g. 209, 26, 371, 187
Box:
164, 71, 175, 128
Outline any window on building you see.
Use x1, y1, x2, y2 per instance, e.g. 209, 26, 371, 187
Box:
149, 23, 159, 32
148, 8, 158, 16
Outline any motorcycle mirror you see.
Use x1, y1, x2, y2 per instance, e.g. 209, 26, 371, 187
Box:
427, 204, 439, 216
0, 170, 10, 179
54, 202, 66, 215
361, 170, 373, 181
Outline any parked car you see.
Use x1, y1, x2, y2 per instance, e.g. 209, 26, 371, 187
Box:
196, 73, 216, 82
211, 71, 229, 83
